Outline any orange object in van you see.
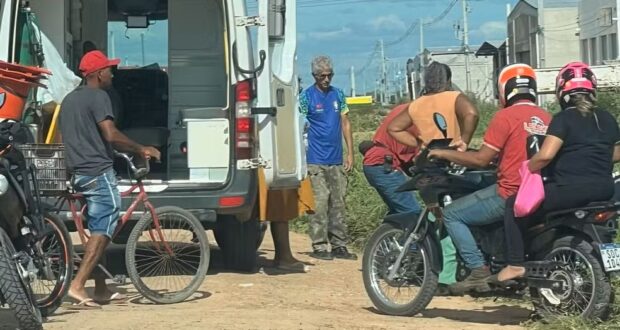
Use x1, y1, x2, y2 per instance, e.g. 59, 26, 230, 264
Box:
0, 61, 50, 121
0, 84, 27, 121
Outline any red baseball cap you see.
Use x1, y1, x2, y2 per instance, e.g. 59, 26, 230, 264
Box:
79, 50, 120, 77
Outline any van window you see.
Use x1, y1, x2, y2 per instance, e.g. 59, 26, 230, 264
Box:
107, 20, 168, 67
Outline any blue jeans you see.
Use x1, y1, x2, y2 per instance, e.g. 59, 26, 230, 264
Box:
72, 168, 121, 238
363, 165, 422, 216
442, 184, 505, 269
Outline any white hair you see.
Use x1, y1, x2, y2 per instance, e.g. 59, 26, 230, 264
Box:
311, 55, 333, 75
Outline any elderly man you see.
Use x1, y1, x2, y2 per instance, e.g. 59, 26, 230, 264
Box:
299, 55, 356, 260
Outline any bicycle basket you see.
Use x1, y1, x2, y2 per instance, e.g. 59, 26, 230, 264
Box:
17, 143, 66, 194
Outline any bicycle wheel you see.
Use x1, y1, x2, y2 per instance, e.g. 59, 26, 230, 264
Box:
31, 213, 74, 317
125, 206, 209, 304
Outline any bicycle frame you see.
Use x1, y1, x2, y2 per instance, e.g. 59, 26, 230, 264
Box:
59, 180, 174, 255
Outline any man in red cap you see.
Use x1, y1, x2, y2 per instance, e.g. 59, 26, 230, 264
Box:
59, 50, 161, 308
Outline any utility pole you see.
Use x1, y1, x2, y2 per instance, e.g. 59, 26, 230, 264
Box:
462, 0, 471, 92
506, 4, 511, 65
140, 32, 145, 66
362, 71, 366, 96
419, 18, 424, 54
350, 66, 356, 97
109, 31, 116, 59
380, 39, 387, 105
617, 0, 620, 59
537, 0, 545, 67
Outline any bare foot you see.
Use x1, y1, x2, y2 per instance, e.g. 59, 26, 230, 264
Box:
497, 265, 526, 282
274, 257, 307, 272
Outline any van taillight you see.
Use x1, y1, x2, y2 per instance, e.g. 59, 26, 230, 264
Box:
235, 80, 254, 159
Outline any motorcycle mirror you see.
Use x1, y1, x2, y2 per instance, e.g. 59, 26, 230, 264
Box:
433, 112, 448, 139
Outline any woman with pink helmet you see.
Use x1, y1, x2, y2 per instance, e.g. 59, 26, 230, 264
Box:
498, 61, 620, 282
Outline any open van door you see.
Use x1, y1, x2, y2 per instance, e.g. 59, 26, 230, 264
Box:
254, 0, 306, 189
0, 0, 16, 61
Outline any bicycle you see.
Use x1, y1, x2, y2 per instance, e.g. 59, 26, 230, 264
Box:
52, 152, 210, 304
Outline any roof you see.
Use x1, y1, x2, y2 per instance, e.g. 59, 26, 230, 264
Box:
475, 40, 506, 57
424, 46, 480, 55
510, 0, 578, 18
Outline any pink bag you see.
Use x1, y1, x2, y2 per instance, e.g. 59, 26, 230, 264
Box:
514, 160, 545, 217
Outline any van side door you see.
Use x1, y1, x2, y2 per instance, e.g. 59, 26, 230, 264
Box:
254, 0, 306, 189
0, 0, 17, 61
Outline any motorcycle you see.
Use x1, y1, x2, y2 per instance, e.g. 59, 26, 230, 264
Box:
0, 121, 73, 329
362, 138, 620, 321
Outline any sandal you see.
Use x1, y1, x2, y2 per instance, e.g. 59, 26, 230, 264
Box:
94, 292, 128, 305
64, 298, 102, 310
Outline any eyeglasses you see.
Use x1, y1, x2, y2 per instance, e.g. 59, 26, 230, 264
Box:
314, 73, 334, 80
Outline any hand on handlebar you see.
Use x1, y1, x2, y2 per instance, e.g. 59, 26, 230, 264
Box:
140, 146, 161, 162
449, 140, 468, 152
427, 149, 444, 162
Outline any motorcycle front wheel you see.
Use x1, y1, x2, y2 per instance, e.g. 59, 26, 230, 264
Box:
0, 228, 43, 330
362, 223, 438, 316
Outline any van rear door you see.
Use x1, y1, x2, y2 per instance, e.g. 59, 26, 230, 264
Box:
254, 0, 306, 189
0, 0, 17, 61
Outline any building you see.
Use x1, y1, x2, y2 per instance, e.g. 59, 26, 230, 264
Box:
507, 0, 580, 68
578, 0, 620, 64
406, 46, 495, 101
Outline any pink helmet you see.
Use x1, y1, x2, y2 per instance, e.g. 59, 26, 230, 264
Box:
555, 62, 597, 105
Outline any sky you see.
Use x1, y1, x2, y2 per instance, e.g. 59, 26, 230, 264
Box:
290, 0, 513, 94
109, 0, 518, 95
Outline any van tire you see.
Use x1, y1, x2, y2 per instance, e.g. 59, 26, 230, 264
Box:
214, 217, 259, 272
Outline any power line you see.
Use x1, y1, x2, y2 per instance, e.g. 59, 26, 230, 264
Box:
384, 0, 459, 48
423, 0, 459, 27
355, 42, 379, 75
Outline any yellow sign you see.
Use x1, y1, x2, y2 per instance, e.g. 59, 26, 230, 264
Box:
345, 96, 373, 105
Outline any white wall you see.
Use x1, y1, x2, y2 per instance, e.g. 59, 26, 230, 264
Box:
542, 6, 580, 67
579, 0, 618, 64
30, 0, 67, 59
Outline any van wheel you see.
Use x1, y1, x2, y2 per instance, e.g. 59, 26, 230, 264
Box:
214, 217, 260, 272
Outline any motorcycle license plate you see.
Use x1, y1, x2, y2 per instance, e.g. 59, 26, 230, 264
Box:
600, 243, 620, 272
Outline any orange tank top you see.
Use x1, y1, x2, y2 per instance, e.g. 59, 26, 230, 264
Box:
408, 91, 462, 146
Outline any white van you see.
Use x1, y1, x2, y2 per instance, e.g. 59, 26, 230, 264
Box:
0, 0, 306, 271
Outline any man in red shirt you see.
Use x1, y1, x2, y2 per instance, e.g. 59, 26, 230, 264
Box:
362, 103, 420, 215
428, 64, 551, 293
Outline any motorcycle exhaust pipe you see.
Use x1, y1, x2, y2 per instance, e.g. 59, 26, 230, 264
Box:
0, 174, 8, 195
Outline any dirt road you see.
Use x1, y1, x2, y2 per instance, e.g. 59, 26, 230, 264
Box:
1, 230, 531, 330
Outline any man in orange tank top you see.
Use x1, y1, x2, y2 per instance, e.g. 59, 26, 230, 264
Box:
387, 62, 479, 150
428, 64, 551, 294
385, 62, 479, 295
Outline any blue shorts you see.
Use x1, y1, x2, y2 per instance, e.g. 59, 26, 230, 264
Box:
72, 169, 121, 238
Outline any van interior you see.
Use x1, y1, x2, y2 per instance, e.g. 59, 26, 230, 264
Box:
13, 0, 231, 183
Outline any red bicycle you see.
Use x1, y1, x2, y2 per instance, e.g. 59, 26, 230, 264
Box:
53, 152, 209, 304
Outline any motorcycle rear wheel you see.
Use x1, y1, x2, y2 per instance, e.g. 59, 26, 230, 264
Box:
362, 223, 438, 316
533, 236, 613, 321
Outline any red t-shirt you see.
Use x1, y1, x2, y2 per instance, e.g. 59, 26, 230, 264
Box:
483, 102, 551, 199
363, 104, 419, 169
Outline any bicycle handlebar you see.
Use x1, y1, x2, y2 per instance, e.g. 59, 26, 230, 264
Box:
114, 151, 150, 179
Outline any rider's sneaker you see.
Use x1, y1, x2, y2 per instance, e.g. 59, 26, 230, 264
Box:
309, 250, 333, 260
332, 247, 358, 260
436, 284, 461, 297
449, 266, 492, 294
